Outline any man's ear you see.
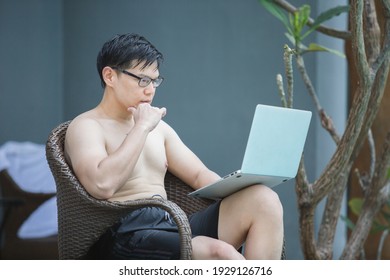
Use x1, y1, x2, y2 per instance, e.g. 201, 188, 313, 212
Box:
102, 66, 116, 87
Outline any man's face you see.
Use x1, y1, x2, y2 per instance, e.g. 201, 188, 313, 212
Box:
115, 61, 160, 108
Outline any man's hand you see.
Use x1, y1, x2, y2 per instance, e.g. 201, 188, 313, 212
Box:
128, 103, 167, 132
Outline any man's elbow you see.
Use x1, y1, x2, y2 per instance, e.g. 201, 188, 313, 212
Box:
92, 186, 115, 200
194, 168, 220, 189
83, 179, 117, 200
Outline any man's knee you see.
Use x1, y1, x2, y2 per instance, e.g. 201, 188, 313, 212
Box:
208, 240, 241, 259
241, 185, 282, 208
192, 236, 244, 260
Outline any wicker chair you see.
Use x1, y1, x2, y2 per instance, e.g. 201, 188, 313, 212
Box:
45, 121, 214, 259
46, 121, 286, 260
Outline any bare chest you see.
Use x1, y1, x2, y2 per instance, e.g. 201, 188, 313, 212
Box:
104, 126, 167, 176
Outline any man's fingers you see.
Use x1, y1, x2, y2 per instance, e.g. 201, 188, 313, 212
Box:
160, 107, 167, 118
127, 104, 166, 118
127, 106, 136, 114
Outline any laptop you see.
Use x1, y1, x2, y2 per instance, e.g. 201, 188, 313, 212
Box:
188, 104, 312, 199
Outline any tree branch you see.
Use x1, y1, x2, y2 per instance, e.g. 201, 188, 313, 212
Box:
363, 0, 381, 66
377, 229, 389, 259
266, 0, 390, 259
317, 173, 350, 259
351, 17, 390, 163
284, 45, 294, 108
276, 74, 288, 107
313, 0, 373, 204
342, 131, 390, 259
351, 0, 371, 82
273, 0, 351, 40
380, 0, 390, 13
371, 131, 390, 193
295, 54, 341, 143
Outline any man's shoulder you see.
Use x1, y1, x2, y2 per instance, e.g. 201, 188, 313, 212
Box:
67, 113, 103, 137
70, 113, 98, 125
157, 120, 181, 141
157, 120, 176, 134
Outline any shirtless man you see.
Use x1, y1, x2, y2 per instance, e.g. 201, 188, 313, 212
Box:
65, 33, 284, 259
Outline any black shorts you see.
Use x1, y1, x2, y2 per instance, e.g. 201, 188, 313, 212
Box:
86, 200, 221, 260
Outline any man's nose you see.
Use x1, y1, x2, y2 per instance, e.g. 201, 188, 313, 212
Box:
144, 83, 156, 95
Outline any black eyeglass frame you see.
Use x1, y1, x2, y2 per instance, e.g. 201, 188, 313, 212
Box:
111, 66, 164, 88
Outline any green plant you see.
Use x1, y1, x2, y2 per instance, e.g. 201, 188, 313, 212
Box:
259, 0, 390, 259
259, 0, 348, 56
342, 196, 390, 259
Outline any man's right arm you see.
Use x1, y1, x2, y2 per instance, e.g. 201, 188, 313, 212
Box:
65, 118, 150, 199
65, 104, 166, 199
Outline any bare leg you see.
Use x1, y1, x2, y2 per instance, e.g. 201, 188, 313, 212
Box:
218, 184, 284, 259
192, 236, 245, 260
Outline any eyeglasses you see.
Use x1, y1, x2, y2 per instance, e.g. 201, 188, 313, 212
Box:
112, 67, 164, 88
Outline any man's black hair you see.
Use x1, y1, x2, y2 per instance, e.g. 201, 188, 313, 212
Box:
97, 33, 163, 88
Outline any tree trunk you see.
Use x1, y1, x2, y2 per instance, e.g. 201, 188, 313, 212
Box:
347, 0, 390, 259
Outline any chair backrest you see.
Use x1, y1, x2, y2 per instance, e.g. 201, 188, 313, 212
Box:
46, 121, 213, 259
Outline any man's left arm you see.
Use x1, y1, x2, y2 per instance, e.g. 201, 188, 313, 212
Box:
162, 121, 220, 190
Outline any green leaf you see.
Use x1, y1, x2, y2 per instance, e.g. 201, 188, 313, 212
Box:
284, 32, 307, 51
258, 0, 290, 30
340, 215, 355, 230
302, 5, 350, 40
298, 5, 311, 31
290, 5, 310, 40
371, 222, 390, 233
313, 5, 350, 27
381, 210, 390, 222
304, 43, 346, 58
288, 13, 295, 37
349, 198, 364, 216
387, 167, 390, 179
